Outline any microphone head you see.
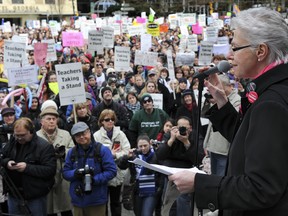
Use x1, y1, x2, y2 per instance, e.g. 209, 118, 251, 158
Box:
217, 60, 232, 73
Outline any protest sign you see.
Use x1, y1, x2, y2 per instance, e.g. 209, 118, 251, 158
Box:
62, 32, 84, 47
205, 27, 218, 42
141, 34, 152, 52
198, 14, 206, 27
179, 13, 197, 26
147, 23, 160, 36
166, 50, 175, 80
213, 44, 230, 56
217, 36, 229, 44
4, 40, 26, 70
87, 30, 104, 54
55, 62, 86, 106
134, 50, 158, 67
175, 52, 195, 67
199, 41, 214, 66
42, 39, 57, 62
150, 93, 163, 110
128, 25, 144, 36
115, 46, 131, 71
8, 65, 38, 86
102, 26, 114, 48
187, 34, 198, 52
49, 21, 58, 36
34, 43, 48, 66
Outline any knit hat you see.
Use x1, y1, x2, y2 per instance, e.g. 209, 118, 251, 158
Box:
178, 78, 187, 83
141, 94, 153, 104
182, 89, 193, 98
41, 100, 58, 111
101, 86, 112, 97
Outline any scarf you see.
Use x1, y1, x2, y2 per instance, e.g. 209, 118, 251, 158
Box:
125, 101, 141, 114
41, 128, 58, 144
185, 103, 193, 112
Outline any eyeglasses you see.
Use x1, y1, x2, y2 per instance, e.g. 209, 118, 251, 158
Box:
143, 99, 152, 104
103, 118, 115, 122
231, 45, 251, 52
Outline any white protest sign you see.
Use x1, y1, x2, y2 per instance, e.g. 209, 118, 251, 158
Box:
217, 36, 229, 45
4, 40, 26, 70
102, 26, 114, 48
166, 50, 175, 80
141, 34, 152, 52
128, 25, 144, 36
198, 14, 206, 27
7, 65, 38, 86
180, 13, 197, 26
42, 39, 57, 62
213, 44, 230, 56
55, 62, 86, 106
150, 93, 163, 110
111, 23, 121, 35
134, 50, 158, 67
3, 22, 12, 33
212, 19, 224, 30
11, 34, 28, 46
187, 34, 198, 52
115, 46, 131, 71
205, 27, 218, 42
180, 25, 189, 36
41, 19, 47, 27
49, 21, 58, 36
199, 41, 214, 66
87, 30, 104, 54
80, 20, 97, 40
179, 36, 188, 52
175, 52, 195, 67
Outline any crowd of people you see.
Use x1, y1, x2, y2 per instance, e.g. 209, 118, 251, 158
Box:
0, 6, 287, 216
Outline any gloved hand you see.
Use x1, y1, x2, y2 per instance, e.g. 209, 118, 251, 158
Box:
74, 169, 84, 180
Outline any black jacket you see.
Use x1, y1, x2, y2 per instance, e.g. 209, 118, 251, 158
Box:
195, 63, 288, 216
2, 134, 56, 200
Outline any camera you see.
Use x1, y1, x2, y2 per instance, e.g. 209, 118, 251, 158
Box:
179, 126, 187, 136
0, 124, 14, 134
204, 93, 213, 100
151, 140, 164, 149
133, 149, 142, 155
76, 165, 94, 193
54, 144, 66, 159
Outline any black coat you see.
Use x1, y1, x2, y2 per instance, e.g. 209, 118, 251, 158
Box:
195, 63, 288, 216
2, 134, 56, 200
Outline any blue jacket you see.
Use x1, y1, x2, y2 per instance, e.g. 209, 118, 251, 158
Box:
62, 141, 117, 207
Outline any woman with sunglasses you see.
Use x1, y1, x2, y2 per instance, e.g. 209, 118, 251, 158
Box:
93, 109, 130, 216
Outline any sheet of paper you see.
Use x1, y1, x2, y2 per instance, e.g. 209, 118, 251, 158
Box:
129, 158, 206, 175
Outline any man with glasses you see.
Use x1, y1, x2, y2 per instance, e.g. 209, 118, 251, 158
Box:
128, 94, 169, 148
2, 117, 56, 216
63, 122, 116, 216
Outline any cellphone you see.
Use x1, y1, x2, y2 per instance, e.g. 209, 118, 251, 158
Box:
113, 141, 120, 150
11, 162, 17, 166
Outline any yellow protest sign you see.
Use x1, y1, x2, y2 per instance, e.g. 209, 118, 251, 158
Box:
146, 23, 160, 36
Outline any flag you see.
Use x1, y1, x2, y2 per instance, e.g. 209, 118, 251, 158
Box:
150, 7, 156, 15
233, 4, 240, 15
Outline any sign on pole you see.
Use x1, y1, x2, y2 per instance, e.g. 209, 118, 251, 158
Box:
55, 62, 86, 106
4, 40, 26, 70
114, 46, 131, 71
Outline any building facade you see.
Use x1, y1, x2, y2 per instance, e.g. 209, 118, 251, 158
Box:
0, 0, 77, 26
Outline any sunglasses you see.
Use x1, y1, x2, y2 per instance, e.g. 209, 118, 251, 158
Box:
143, 99, 152, 104
103, 118, 115, 122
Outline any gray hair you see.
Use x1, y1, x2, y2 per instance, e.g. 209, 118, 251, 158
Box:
231, 8, 288, 64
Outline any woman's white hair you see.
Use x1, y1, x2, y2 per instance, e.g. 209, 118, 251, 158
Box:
231, 7, 288, 64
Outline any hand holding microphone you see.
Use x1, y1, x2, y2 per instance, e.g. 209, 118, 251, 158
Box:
194, 61, 233, 109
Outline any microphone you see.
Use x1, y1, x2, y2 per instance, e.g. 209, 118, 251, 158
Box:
193, 60, 232, 79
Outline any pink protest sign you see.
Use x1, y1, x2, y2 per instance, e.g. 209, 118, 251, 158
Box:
136, 17, 146, 24
192, 22, 203, 35
62, 32, 84, 47
34, 43, 48, 66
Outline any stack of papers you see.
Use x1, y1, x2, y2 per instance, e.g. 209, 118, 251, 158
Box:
129, 158, 206, 175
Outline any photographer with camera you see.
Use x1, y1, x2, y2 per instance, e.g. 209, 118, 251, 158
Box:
116, 134, 160, 216
62, 122, 117, 216
36, 108, 74, 216
0, 108, 16, 148
156, 116, 205, 216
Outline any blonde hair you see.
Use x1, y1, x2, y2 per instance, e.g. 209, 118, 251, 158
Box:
98, 109, 117, 127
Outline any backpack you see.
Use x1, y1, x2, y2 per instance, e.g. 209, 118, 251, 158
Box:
70, 142, 103, 171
